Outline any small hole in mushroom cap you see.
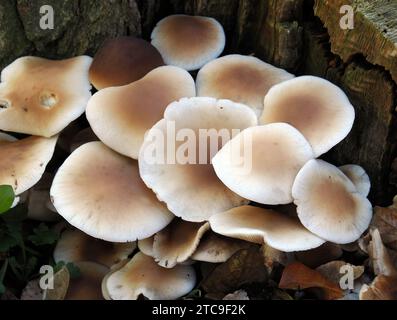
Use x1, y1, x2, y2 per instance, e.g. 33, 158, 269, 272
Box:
0, 99, 10, 109
40, 92, 58, 108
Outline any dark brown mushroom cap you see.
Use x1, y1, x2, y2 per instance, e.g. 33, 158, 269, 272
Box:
89, 36, 164, 90
151, 15, 225, 71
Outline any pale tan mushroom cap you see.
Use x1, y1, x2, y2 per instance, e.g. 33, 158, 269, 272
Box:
65, 262, 108, 300
89, 36, 164, 90
191, 232, 251, 263
152, 220, 210, 268
0, 56, 92, 137
105, 252, 196, 300
212, 123, 315, 205
260, 76, 355, 157
197, 55, 294, 117
339, 164, 371, 197
138, 237, 155, 257
0, 132, 17, 142
292, 159, 373, 244
87, 66, 195, 159
139, 97, 257, 222
151, 15, 225, 71
209, 206, 325, 252
50, 142, 174, 242
54, 229, 136, 268
0, 135, 57, 195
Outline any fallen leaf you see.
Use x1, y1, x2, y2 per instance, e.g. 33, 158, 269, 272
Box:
372, 205, 397, 250
279, 262, 344, 300
21, 279, 43, 300
223, 290, 249, 300
43, 266, 70, 300
201, 246, 268, 295
262, 244, 293, 273
359, 275, 397, 300
294, 242, 343, 268
316, 261, 364, 284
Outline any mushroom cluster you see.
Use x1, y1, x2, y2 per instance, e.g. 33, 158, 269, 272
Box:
0, 14, 374, 300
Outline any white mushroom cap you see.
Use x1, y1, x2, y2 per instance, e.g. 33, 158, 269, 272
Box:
212, 123, 315, 205
50, 142, 174, 242
0, 56, 92, 137
292, 159, 373, 244
209, 205, 325, 252
339, 164, 371, 197
0, 135, 57, 195
54, 229, 136, 268
139, 97, 257, 222
197, 54, 294, 117
260, 76, 355, 157
151, 15, 225, 71
191, 232, 251, 263
104, 252, 196, 300
152, 220, 210, 268
86, 66, 195, 159
89, 36, 164, 90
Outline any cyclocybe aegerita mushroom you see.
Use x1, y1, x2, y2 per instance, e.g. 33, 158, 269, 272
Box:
54, 229, 136, 268
151, 15, 225, 71
292, 159, 373, 244
196, 55, 294, 117
64, 262, 108, 300
0, 132, 17, 142
27, 173, 60, 222
104, 252, 196, 300
86, 66, 195, 159
212, 123, 315, 205
339, 164, 371, 197
0, 56, 92, 137
152, 219, 210, 268
209, 206, 325, 252
0, 135, 57, 195
89, 36, 164, 90
50, 142, 174, 242
138, 237, 155, 257
139, 97, 257, 222
190, 232, 251, 263
260, 76, 355, 157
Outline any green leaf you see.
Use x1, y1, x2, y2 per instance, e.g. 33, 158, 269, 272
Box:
28, 223, 59, 246
0, 185, 15, 215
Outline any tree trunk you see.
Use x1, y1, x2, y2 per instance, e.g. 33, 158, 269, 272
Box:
0, 0, 396, 204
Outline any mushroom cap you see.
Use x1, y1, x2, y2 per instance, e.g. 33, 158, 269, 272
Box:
260, 76, 355, 157
191, 232, 251, 263
339, 164, 371, 197
86, 66, 195, 159
151, 15, 225, 71
138, 237, 154, 257
209, 205, 325, 252
0, 135, 57, 195
50, 142, 174, 242
197, 54, 294, 117
152, 220, 210, 268
27, 172, 60, 222
64, 262, 108, 300
104, 252, 196, 300
89, 36, 164, 90
0, 132, 17, 142
292, 159, 373, 244
138, 97, 257, 222
0, 56, 92, 137
54, 229, 136, 268
212, 123, 315, 205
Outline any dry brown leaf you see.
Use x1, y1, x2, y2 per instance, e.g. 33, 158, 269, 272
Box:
279, 262, 344, 300
262, 243, 294, 273
201, 246, 268, 295
316, 261, 364, 284
372, 205, 397, 250
294, 242, 343, 268
359, 275, 397, 300
21, 279, 43, 300
43, 266, 70, 300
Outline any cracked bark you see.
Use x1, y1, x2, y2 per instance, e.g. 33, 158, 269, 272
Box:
0, 0, 396, 203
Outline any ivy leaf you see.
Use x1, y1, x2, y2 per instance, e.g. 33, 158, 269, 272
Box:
0, 185, 15, 215
28, 224, 59, 246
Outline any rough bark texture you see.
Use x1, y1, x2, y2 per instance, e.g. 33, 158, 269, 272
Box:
0, 0, 396, 204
